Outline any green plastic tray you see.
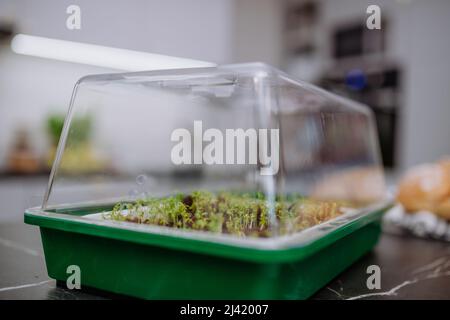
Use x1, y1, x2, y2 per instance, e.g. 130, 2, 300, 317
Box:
24, 202, 390, 299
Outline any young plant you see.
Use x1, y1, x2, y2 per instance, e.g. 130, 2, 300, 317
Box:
104, 191, 348, 238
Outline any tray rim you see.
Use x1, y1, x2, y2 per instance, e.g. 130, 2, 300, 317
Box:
24, 200, 392, 263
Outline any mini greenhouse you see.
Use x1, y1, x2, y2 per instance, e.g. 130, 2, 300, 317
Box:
25, 63, 391, 299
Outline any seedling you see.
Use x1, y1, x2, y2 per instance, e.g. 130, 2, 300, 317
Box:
104, 191, 347, 237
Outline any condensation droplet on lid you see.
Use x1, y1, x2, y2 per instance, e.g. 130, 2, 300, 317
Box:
136, 174, 148, 185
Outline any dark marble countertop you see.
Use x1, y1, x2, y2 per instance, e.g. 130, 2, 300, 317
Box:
0, 221, 448, 300
0, 177, 449, 300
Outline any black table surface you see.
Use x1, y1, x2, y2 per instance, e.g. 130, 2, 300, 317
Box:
0, 177, 449, 300
1, 222, 449, 300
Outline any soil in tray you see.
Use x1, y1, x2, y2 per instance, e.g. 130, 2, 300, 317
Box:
102, 191, 356, 238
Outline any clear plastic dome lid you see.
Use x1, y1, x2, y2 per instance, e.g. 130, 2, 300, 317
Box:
41, 63, 387, 240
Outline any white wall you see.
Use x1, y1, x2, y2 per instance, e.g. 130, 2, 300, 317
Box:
0, 0, 233, 63
3, 0, 448, 171
400, 0, 450, 168
0, 0, 233, 168
0, 0, 286, 169
232, 0, 284, 67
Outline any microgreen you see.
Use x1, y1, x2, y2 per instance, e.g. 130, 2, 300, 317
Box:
103, 191, 347, 238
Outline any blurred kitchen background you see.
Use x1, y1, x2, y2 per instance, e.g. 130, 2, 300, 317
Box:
0, 0, 449, 220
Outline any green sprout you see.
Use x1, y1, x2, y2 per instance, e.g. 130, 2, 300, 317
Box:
103, 191, 347, 238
